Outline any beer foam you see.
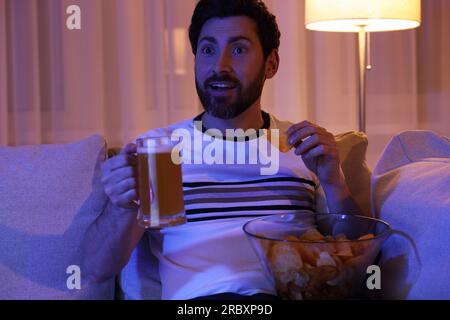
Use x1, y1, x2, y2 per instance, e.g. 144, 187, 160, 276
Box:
137, 145, 173, 154
137, 136, 176, 154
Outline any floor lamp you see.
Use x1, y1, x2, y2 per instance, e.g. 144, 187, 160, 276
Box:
305, 0, 421, 133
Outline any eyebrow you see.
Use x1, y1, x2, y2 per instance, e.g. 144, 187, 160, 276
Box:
198, 36, 253, 45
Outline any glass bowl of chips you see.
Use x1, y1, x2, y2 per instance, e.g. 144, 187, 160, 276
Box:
243, 212, 391, 300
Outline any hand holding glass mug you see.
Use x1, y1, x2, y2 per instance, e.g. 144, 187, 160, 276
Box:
101, 136, 186, 229
101, 143, 140, 211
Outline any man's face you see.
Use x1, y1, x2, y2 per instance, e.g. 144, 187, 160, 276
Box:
195, 16, 267, 119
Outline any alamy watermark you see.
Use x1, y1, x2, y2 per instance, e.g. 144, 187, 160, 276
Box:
163, 122, 282, 176
66, 265, 81, 290
366, 265, 382, 290
66, 5, 81, 30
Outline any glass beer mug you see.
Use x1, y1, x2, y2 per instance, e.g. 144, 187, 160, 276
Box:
136, 136, 186, 229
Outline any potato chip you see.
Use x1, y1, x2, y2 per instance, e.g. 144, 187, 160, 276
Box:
335, 234, 348, 241
326, 272, 345, 287
358, 233, 375, 241
267, 121, 294, 153
342, 253, 370, 271
335, 242, 353, 258
316, 251, 337, 267
293, 270, 310, 288
275, 270, 297, 287
295, 243, 321, 265
299, 228, 325, 241
351, 235, 375, 256
285, 235, 299, 242
269, 243, 303, 273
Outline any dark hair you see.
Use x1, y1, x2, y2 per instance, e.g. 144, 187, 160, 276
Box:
189, 0, 281, 60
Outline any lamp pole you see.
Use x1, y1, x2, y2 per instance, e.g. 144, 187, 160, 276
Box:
358, 26, 367, 133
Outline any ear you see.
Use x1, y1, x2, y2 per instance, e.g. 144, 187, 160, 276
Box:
265, 49, 279, 79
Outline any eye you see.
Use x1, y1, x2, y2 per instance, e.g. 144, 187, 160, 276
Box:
233, 46, 247, 55
200, 45, 215, 56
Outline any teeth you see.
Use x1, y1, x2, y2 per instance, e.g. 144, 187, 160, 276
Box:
210, 82, 235, 89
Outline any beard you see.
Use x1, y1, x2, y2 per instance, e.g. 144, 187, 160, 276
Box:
195, 66, 266, 120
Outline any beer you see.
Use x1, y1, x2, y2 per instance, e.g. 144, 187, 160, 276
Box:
136, 137, 186, 229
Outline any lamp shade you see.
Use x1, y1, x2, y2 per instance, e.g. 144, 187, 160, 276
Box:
305, 0, 421, 32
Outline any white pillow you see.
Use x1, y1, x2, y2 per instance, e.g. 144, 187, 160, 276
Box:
371, 130, 450, 299
0, 135, 115, 299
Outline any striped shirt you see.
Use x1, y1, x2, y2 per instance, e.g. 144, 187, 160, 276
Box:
120, 112, 328, 300
184, 176, 316, 222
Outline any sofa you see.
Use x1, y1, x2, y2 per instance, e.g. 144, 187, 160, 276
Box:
0, 130, 449, 300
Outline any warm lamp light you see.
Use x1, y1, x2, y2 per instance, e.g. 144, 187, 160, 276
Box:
305, 0, 421, 132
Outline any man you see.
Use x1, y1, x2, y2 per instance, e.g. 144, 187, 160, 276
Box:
83, 0, 361, 300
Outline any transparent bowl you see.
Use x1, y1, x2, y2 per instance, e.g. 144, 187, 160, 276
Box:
243, 212, 391, 300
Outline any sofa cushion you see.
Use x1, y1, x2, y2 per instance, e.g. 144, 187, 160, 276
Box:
0, 135, 115, 299
335, 131, 372, 217
371, 130, 450, 299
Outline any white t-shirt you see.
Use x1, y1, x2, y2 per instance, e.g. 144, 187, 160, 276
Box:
119, 112, 328, 300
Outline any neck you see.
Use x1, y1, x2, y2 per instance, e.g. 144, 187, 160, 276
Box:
201, 101, 264, 134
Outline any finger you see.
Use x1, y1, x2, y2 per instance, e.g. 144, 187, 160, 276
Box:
294, 134, 319, 156
289, 124, 329, 149
294, 134, 335, 156
120, 143, 137, 155
102, 166, 135, 185
102, 155, 128, 173
110, 177, 137, 196
103, 153, 137, 174
288, 126, 318, 147
301, 144, 330, 160
286, 120, 312, 135
112, 189, 139, 208
118, 143, 138, 169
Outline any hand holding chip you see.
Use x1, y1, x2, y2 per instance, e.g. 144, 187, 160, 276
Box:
268, 120, 342, 186
287, 121, 342, 186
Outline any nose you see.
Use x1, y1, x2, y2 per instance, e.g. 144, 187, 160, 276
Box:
213, 50, 233, 74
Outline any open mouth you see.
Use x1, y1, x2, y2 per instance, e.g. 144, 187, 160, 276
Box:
207, 81, 238, 92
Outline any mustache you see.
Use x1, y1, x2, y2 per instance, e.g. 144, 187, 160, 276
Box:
204, 74, 240, 87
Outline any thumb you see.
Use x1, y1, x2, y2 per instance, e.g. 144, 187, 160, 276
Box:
120, 143, 137, 155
